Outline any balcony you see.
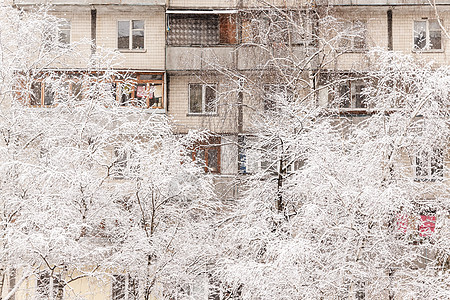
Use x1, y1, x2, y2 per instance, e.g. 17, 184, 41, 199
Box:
166, 46, 235, 71
15, 0, 165, 5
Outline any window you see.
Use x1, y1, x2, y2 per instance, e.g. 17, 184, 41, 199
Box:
118, 20, 144, 50
191, 137, 221, 173
189, 83, 217, 114
112, 275, 139, 300
37, 271, 63, 300
263, 84, 290, 110
238, 136, 304, 175
353, 281, 366, 300
167, 14, 237, 46
241, 10, 311, 46
114, 73, 164, 109
59, 20, 71, 44
335, 81, 367, 109
414, 149, 444, 181
339, 20, 367, 51
9, 269, 15, 300
414, 19, 441, 51
30, 81, 55, 106
112, 148, 140, 179
26, 76, 84, 106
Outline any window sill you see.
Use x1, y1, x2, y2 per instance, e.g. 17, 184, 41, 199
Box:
412, 48, 444, 53
414, 177, 444, 182
167, 44, 236, 47
187, 113, 218, 117
338, 48, 368, 53
118, 49, 147, 53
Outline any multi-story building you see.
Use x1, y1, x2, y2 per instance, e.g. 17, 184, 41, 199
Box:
1, 0, 448, 299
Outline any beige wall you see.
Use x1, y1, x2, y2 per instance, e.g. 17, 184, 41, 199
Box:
326, 8, 388, 71
330, 6, 450, 70
2, 270, 162, 300
168, 0, 237, 8
168, 75, 239, 134
96, 9, 166, 70
50, 10, 92, 69
44, 7, 166, 70
167, 0, 309, 8
392, 7, 450, 65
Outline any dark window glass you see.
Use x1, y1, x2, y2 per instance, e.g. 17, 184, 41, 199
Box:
119, 84, 133, 106
112, 275, 126, 300
132, 30, 144, 49
353, 84, 366, 108
30, 82, 42, 105
189, 84, 202, 113
208, 147, 219, 173
132, 20, 144, 30
44, 85, 55, 106
429, 20, 441, 50
59, 31, 70, 44
139, 74, 163, 81
414, 21, 427, 50
339, 84, 350, 108
72, 82, 83, 101
9, 269, 15, 300
129, 277, 139, 300
205, 85, 216, 112
431, 149, 444, 177
118, 21, 130, 49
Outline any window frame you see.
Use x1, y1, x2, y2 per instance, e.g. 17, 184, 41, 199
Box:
113, 73, 164, 109
188, 83, 218, 115
36, 271, 64, 300
241, 10, 312, 46
117, 20, 145, 51
190, 136, 221, 174
338, 20, 367, 52
335, 80, 368, 110
413, 19, 442, 52
25, 75, 85, 107
28, 80, 57, 107
263, 84, 292, 111
19, 72, 164, 109
414, 149, 444, 181
59, 20, 71, 45
111, 147, 141, 180
396, 208, 436, 239
112, 274, 139, 300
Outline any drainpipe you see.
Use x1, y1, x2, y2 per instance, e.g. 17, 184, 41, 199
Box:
91, 7, 97, 55
387, 9, 393, 51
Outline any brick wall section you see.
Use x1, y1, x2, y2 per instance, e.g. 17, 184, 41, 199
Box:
168, 75, 239, 134
96, 10, 165, 70
331, 6, 450, 70
49, 10, 92, 68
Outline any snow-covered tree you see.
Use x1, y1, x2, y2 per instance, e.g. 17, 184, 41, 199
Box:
0, 5, 217, 299
207, 4, 449, 300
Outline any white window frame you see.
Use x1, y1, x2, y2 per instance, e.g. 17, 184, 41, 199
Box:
59, 20, 71, 45
36, 271, 63, 300
188, 83, 218, 115
413, 19, 442, 52
112, 147, 140, 180
112, 274, 139, 300
336, 80, 367, 110
117, 20, 145, 51
339, 20, 367, 52
414, 149, 444, 181
263, 84, 289, 110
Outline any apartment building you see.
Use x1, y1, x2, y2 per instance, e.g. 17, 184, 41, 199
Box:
1, 0, 448, 299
